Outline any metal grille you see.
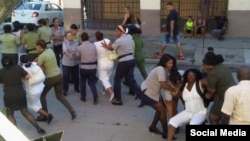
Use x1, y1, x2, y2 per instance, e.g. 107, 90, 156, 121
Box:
160, 0, 228, 32
82, 0, 140, 30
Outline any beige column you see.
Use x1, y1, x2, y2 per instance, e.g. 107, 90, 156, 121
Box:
62, 0, 82, 31
227, 0, 250, 37
140, 0, 161, 36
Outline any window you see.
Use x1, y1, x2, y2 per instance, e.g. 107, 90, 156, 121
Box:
51, 3, 62, 11
45, 4, 53, 11
16, 3, 41, 10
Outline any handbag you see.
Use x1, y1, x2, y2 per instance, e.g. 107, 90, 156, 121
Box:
107, 50, 118, 61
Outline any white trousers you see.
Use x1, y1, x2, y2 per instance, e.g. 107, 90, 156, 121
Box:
97, 58, 114, 89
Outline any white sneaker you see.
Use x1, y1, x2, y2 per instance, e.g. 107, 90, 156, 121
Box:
109, 93, 114, 102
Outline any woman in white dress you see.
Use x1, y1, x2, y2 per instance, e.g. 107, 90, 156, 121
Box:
20, 54, 53, 124
94, 31, 114, 101
167, 68, 207, 141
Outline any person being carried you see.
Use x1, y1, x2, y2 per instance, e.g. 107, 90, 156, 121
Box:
20, 54, 53, 124
0, 56, 46, 134
167, 68, 207, 141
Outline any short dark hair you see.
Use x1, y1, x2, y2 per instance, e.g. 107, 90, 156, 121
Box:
167, 2, 173, 6
36, 39, 47, 49
26, 23, 35, 31
95, 31, 104, 41
1, 56, 13, 68
38, 18, 46, 26
70, 24, 79, 30
81, 32, 89, 41
52, 17, 58, 23
3, 25, 12, 33
12, 21, 21, 32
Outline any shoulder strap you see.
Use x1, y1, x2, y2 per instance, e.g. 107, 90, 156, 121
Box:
196, 81, 203, 97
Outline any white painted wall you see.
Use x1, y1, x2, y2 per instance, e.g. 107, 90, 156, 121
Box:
140, 0, 160, 10
228, 0, 250, 10
62, 0, 81, 9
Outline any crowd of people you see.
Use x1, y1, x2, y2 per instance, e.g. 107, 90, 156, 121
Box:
0, 2, 249, 141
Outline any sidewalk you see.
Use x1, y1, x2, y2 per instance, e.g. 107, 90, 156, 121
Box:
142, 35, 250, 69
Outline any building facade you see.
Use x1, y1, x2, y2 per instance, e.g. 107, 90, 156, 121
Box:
62, 0, 250, 37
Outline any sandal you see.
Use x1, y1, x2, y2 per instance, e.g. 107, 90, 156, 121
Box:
178, 54, 185, 60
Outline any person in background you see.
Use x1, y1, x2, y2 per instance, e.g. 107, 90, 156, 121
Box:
211, 11, 228, 41
62, 31, 80, 96
0, 24, 20, 65
102, 25, 144, 106
69, 24, 81, 84
22, 23, 40, 61
122, 6, 136, 26
37, 19, 53, 49
0, 56, 46, 134
70, 24, 81, 44
35, 39, 77, 121
202, 53, 236, 124
162, 71, 182, 122
12, 21, 24, 51
125, 25, 147, 107
94, 31, 115, 102
183, 16, 194, 38
52, 17, 65, 67
158, 2, 185, 60
76, 32, 98, 104
221, 65, 250, 125
20, 54, 53, 124
167, 68, 207, 141
139, 53, 179, 139
193, 13, 206, 39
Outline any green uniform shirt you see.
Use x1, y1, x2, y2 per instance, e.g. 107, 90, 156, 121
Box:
37, 26, 53, 48
207, 64, 236, 101
37, 48, 61, 78
73, 32, 81, 44
0, 33, 20, 54
22, 32, 40, 54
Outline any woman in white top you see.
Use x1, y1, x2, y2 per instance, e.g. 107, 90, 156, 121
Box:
94, 31, 114, 101
167, 68, 207, 141
20, 54, 53, 124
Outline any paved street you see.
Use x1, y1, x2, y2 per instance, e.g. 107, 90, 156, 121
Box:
0, 22, 247, 141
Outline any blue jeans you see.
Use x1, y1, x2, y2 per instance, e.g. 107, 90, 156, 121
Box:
80, 68, 98, 99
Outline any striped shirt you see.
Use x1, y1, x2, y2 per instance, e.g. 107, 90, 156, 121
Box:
62, 40, 79, 66
52, 26, 64, 46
